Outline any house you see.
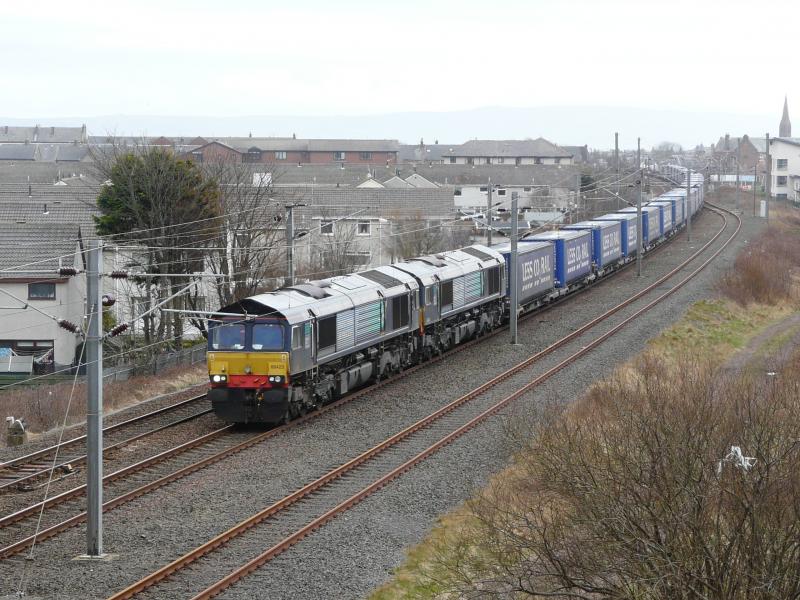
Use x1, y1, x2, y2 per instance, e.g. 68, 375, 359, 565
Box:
186, 138, 400, 165
0, 223, 85, 370
767, 137, 800, 201
441, 138, 573, 166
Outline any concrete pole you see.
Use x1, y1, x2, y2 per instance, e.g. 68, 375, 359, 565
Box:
510, 192, 519, 345
575, 173, 581, 221
86, 239, 104, 557
614, 132, 620, 199
736, 144, 741, 209
285, 205, 295, 286
753, 163, 757, 217
765, 132, 771, 222
486, 178, 492, 246
637, 168, 643, 277
686, 168, 692, 243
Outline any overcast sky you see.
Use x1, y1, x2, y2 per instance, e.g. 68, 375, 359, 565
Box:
2, 0, 797, 145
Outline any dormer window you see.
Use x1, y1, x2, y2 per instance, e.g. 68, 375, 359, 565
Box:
244, 147, 262, 163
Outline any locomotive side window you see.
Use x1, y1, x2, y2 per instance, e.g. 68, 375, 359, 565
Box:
210, 323, 245, 350
318, 316, 337, 349
291, 325, 304, 350
391, 294, 410, 329
424, 285, 437, 306
252, 324, 283, 350
440, 280, 454, 307
304, 322, 312, 349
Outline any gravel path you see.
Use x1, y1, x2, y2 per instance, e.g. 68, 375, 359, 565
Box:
0, 200, 761, 600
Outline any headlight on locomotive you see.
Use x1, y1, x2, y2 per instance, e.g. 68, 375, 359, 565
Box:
211, 374, 228, 383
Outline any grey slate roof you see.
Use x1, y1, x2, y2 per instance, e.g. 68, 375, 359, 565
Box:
0, 145, 36, 160
0, 161, 95, 184
749, 137, 767, 153
398, 144, 451, 162
0, 222, 82, 277
0, 126, 86, 144
275, 187, 456, 221
269, 163, 577, 189
0, 199, 101, 240
405, 164, 580, 187
443, 138, 572, 158
204, 138, 400, 153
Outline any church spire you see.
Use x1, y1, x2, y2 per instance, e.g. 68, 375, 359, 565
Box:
779, 95, 791, 137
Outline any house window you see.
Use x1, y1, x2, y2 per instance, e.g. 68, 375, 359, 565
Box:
28, 282, 56, 300
243, 149, 262, 163
333, 151, 346, 161
497, 189, 507, 196
321, 221, 334, 235
777, 158, 788, 170
554, 158, 561, 164
357, 222, 370, 236
480, 186, 488, 193
496, 157, 504, 164
534, 158, 542, 165
523, 186, 532, 192
467, 158, 474, 165
275, 151, 287, 160
449, 157, 456, 164
190, 151, 204, 164
346, 251, 372, 265
777, 176, 788, 186
359, 152, 372, 161
454, 188, 462, 196
515, 157, 521, 166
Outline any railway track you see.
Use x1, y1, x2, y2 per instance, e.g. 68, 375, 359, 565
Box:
0, 392, 211, 493
0, 206, 723, 564
107, 203, 741, 599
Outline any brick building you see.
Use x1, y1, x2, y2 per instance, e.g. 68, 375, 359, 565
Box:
186, 137, 399, 165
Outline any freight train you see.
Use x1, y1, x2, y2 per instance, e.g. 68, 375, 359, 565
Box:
207, 178, 704, 424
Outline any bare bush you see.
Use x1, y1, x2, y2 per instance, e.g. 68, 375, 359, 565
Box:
431, 355, 800, 599
718, 226, 800, 306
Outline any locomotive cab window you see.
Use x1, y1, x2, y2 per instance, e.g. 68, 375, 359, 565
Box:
252, 324, 284, 350
210, 323, 246, 350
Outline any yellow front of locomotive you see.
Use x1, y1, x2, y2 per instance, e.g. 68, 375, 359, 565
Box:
207, 319, 291, 423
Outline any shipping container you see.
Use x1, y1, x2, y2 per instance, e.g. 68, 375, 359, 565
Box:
618, 205, 662, 243
491, 240, 555, 305
524, 230, 592, 287
647, 201, 674, 233
562, 220, 623, 268
594, 212, 638, 256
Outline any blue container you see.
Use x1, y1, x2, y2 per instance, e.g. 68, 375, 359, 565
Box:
594, 213, 638, 257
562, 220, 622, 268
491, 241, 555, 305
618, 206, 661, 243
524, 230, 592, 287
647, 201, 674, 233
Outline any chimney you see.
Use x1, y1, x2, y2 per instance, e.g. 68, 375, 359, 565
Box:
292, 133, 296, 139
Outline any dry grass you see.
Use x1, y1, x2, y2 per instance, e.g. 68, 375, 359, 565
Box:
0, 364, 207, 440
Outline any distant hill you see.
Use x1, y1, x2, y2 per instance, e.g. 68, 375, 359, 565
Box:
0, 106, 775, 150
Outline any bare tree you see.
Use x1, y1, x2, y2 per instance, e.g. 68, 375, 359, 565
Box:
385, 212, 473, 261
301, 216, 364, 280
197, 156, 286, 321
